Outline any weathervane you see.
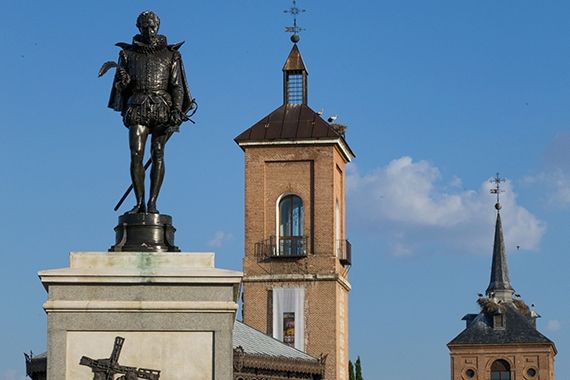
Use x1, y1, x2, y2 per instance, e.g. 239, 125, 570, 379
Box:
490, 172, 506, 210
284, 0, 305, 43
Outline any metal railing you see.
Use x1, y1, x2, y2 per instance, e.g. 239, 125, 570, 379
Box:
337, 239, 352, 266
254, 236, 308, 259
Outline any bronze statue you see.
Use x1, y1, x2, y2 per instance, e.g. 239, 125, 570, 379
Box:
104, 11, 193, 214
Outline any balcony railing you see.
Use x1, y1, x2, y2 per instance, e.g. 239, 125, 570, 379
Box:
337, 239, 352, 266
254, 236, 308, 259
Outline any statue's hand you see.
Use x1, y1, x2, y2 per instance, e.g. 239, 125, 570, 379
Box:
116, 69, 130, 87
169, 108, 185, 126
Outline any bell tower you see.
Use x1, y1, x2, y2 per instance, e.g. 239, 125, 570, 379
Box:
448, 175, 556, 380
235, 32, 355, 380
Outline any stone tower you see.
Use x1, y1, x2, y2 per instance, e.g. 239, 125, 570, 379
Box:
448, 202, 556, 380
235, 40, 355, 380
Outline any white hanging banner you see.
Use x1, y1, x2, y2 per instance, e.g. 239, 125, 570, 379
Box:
272, 287, 305, 351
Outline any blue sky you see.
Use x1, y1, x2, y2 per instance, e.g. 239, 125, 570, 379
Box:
2, 1, 570, 379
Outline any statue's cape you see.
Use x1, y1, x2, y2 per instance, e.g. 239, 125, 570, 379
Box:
108, 35, 193, 115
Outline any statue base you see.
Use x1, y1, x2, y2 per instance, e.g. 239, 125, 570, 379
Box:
110, 213, 180, 252
39, 251, 242, 380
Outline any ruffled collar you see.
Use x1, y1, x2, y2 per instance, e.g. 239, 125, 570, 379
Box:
131, 34, 168, 53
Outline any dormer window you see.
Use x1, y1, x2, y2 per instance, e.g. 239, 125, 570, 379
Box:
493, 313, 505, 329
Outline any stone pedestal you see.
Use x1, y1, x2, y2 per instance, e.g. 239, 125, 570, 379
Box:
39, 252, 242, 380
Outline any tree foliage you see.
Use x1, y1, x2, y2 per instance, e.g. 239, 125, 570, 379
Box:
355, 356, 363, 380
348, 360, 355, 380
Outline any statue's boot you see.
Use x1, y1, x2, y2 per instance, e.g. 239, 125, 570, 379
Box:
147, 199, 159, 214
128, 202, 146, 214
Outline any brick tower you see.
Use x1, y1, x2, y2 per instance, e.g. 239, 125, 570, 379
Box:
235, 39, 355, 380
448, 190, 556, 380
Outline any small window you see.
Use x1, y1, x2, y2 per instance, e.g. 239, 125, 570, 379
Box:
491, 360, 511, 380
465, 369, 475, 378
526, 368, 537, 378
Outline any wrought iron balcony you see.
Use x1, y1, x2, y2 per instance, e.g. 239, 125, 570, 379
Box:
254, 236, 308, 259
337, 239, 352, 266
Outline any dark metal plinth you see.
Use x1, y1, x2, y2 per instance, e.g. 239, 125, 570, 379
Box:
110, 213, 180, 252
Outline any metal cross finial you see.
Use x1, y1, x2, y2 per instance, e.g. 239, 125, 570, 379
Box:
490, 172, 506, 210
284, 0, 306, 42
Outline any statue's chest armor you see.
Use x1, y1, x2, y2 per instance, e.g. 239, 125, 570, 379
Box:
127, 49, 173, 91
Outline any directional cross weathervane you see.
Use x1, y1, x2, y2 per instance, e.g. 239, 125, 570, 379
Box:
490, 172, 506, 209
284, 0, 305, 43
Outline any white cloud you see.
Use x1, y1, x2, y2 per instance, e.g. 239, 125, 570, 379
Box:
347, 156, 545, 256
523, 133, 570, 207
207, 231, 233, 247
1, 370, 27, 380
525, 169, 570, 207
546, 319, 562, 332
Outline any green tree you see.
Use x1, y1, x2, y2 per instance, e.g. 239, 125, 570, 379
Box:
348, 360, 355, 380
355, 356, 363, 380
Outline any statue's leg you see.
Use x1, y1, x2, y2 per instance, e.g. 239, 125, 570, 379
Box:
147, 133, 167, 214
128, 124, 149, 214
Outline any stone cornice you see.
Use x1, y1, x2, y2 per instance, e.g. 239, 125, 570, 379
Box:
243, 273, 351, 291
238, 138, 354, 162
43, 300, 238, 313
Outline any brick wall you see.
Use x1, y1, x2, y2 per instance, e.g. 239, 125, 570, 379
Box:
449, 345, 556, 380
241, 143, 351, 380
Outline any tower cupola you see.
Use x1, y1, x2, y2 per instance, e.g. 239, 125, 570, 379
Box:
283, 44, 308, 105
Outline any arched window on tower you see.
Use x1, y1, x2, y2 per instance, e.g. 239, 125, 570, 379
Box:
491, 360, 511, 380
278, 194, 305, 256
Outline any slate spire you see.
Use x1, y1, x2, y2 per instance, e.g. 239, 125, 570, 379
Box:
485, 203, 515, 301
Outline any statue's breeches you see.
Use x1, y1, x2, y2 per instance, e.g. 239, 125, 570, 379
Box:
123, 97, 170, 128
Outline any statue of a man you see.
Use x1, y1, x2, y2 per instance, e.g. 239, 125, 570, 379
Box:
108, 11, 193, 214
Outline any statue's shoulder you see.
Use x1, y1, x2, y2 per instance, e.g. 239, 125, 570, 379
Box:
167, 41, 185, 52
115, 42, 133, 50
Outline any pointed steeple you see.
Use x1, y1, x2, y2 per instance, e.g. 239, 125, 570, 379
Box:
486, 202, 515, 301
283, 43, 308, 105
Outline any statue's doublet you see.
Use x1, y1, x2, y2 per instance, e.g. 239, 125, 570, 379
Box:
108, 34, 192, 116
121, 44, 176, 94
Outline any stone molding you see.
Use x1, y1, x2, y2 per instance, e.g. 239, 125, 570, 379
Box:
237, 139, 354, 162
43, 300, 239, 313
39, 251, 243, 288
243, 273, 351, 291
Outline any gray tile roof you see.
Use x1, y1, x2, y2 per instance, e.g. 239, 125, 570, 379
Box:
448, 303, 554, 347
233, 320, 319, 362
